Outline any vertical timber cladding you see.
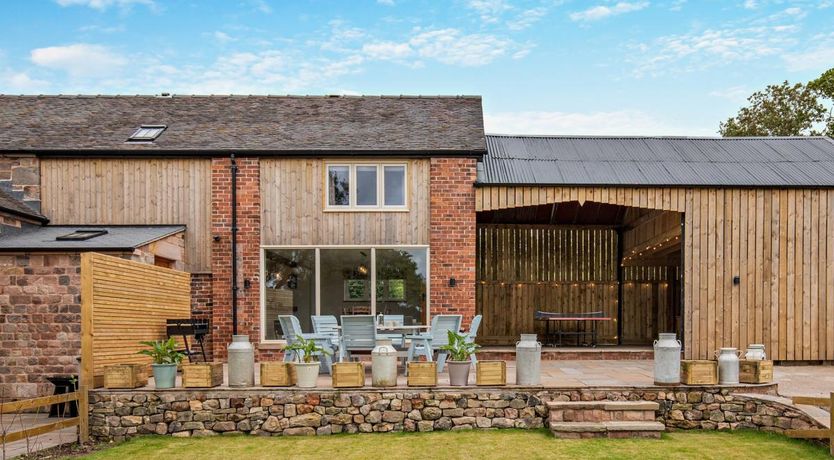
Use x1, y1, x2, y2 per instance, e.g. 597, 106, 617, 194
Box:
476, 185, 834, 361
260, 158, 430, 245
40, 158, 212, 272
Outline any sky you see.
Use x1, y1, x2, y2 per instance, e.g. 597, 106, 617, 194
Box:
0, 0, 832, 136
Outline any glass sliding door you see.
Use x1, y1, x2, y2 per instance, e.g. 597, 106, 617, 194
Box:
263, 249, 316, 339
375, 248, 428, 325
319, 248, 372, 318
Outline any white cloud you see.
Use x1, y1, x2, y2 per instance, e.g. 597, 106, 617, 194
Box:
709, 85, 750, 103
467, 0, 512, 23
569, 1, 649, 22
55, 0, 155, 10
782, 33, 834, 72
251, 0, 271, 13
507, 7, 547, 30
30, 44, 127, 77
1, 72, 51, 92
213, 31, 236, 44
743, 0, 757, 9
630, 26, 795, 76
377, 0, 395, 5
485, 110, 712, 136
362, 41, 412, 60
409, 29, 517, 66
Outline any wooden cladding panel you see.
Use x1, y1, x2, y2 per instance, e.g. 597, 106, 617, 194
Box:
260, 159, 429, 246
40, 158, 211, 272
81, 253, 191, 385
476, 225, 674, 345
478, 185, 834, 361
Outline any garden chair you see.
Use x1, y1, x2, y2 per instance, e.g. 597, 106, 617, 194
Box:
312, 315, 341, 348
339, 315, 377, 362
463, 315, 482, 367
277, 315, 334, 374
405, 314, 462, 374
380, 314, 406, 347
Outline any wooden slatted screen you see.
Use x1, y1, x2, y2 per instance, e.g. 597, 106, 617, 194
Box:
476, 224, 676, 345
80, 253, 192, 388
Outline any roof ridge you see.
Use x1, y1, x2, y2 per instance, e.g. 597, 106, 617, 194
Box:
0, 94, 482, 99
485, 134, 829, 140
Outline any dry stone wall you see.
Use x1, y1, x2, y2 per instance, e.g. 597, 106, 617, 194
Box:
88, 385, 822, 442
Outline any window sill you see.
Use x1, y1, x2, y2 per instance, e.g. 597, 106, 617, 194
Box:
323, 208, 409, 213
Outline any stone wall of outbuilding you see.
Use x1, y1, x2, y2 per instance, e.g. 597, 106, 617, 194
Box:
87, 385, 824, 442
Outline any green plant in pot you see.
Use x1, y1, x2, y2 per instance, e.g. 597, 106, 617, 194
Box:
438, 330, 479, 386
283, 335, 330, 388
137, 338, 185, 389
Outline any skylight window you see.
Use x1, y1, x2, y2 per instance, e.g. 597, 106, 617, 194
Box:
127, 125, 166, 142
56, 229, 108, 241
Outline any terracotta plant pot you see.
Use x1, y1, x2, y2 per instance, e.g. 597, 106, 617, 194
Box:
293, 362, 320, 388
447, 361, 471, 386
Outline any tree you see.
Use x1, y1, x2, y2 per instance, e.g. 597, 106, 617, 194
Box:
719, 68, 833, 137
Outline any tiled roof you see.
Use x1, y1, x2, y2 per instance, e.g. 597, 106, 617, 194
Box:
0, 95, 485, 154
481, 135, 834, 187
0, 187, 47, 222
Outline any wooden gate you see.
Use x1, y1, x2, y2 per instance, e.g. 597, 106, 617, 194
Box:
79, 253, 192, 388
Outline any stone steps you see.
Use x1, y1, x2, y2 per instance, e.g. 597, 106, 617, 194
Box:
547, 401, 665, 439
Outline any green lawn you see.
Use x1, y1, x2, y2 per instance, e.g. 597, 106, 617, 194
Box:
71, 430, 828, 460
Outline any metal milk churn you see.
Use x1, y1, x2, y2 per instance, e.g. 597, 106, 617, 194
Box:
744, 344, 766, 361
515, 334, 542, 385
715, 347, 742, 385
371, 339, 398, 387
653, 333, 682, 385
227, 335, 255, 387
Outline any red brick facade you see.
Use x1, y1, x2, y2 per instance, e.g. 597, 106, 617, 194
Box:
429, 157, 478, 328
210, 157, 262, 360
190, 273, 213, 362
0, 254, 81, 399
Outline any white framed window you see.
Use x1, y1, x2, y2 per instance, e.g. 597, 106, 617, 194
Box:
325, 163, 407, 211
260, 245, 430, 344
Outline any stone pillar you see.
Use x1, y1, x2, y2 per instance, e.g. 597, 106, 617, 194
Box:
429, 157, 478, 327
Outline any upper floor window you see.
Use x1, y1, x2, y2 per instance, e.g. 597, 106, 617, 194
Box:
326, 163, 407, 210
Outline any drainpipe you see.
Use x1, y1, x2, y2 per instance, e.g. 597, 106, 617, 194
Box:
230, 154, 238, 336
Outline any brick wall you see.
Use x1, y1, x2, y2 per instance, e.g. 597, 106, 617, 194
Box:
0, 154, 41, 213
429, 157, 478, 328
191, 273, 213, 362
210, 157, 262, 360
0, 254, 81, 399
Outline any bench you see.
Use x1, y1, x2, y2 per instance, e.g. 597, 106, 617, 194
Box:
534, 310, 612, 347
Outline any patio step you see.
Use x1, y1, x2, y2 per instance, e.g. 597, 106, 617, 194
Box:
547, 401, 664, 438
549, 421, 665, 439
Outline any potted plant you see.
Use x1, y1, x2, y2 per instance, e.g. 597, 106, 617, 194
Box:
137, 338, 185, 389
284, 336, 330, 388
438, 330, 480, 386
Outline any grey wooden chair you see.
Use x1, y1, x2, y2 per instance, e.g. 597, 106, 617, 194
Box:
339, 315, 377, 362
380, 314, 406, 347
278, 315, 334, 374
311, 315, 340, 348
463, 314, 482, 366
406, 314, 462, 373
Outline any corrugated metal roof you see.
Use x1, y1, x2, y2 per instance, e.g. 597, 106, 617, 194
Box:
480, 135, 834, 187
0, 225, 185, 251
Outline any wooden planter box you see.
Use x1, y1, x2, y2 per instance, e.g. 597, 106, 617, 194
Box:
260, 362, 293, 387
407, 362, 437, 387
681, 360, 718, 385
476, 361, 506, 386
182, 362, 224, 388
103, 364, 148, 389
739, 360, 773, 384
332, 362, 365, 388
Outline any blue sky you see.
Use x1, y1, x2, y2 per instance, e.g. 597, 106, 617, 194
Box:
1, 0, 832, 135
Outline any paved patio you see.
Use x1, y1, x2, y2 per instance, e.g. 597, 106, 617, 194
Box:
0, 413, 78, 459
